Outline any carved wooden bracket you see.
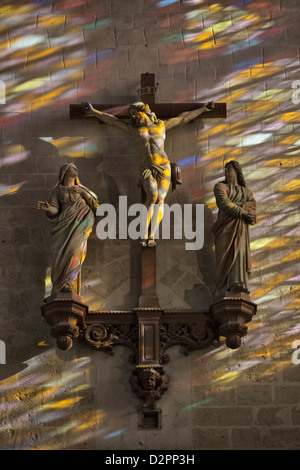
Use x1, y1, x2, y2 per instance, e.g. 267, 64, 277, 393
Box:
210, 292, 257, 349
41, 292, 88, 351
41, 290, 256, 427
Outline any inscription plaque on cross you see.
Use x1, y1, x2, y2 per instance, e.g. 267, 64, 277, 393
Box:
42, 74, 243, 427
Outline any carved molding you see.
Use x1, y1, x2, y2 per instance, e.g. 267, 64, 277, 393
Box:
160, 322, 215, 364
82, 323, 138, 363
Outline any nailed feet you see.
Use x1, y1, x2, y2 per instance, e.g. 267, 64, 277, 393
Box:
139, 238, 156, 248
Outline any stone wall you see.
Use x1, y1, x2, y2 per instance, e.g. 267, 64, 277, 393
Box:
0, 0, 299, 450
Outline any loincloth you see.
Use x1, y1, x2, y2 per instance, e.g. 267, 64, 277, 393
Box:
137, 163, 167, 187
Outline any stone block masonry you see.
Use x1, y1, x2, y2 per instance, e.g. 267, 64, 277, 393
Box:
0, 0, 299, 451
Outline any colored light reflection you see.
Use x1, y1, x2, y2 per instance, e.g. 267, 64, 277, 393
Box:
0, 1, 115, 127
156, 0, 300, 412
0, 349, 132, 449
0, 0, 116, 198
0, 0, 299, 448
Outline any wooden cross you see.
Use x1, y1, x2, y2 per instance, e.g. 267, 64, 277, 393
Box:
70, 73, 226, 120
43, 75, 231, 427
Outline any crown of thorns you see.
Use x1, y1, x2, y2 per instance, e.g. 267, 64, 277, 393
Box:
129, 102, 151, 114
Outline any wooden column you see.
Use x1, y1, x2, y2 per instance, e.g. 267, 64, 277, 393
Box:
136, 308, 161, 366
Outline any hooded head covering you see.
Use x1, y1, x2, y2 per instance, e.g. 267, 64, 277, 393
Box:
54, 163, 99, 201
54, 162, 80, 187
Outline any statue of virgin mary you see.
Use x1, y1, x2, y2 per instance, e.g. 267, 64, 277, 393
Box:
37, 163, 99, 294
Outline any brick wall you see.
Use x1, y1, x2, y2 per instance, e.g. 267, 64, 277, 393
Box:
0, 0, 299, 450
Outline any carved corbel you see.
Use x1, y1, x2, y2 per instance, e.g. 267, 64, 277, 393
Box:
210, 292, 257, 349
41, 292, 87, 350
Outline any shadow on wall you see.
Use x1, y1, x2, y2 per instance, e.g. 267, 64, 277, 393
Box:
156, 177, 216, 311
184, 205, 215, 310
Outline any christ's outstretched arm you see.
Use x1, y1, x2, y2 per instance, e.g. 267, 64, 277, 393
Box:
164, 102, 214, 130
82, 102, 134, 135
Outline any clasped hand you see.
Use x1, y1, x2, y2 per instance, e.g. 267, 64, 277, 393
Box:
242, 206, 256, 225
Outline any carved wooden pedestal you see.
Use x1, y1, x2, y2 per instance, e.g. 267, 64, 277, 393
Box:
41, 292, 88, 351
210, 292, 257, 349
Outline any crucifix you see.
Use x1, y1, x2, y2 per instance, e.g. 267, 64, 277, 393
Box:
70, 73, 226, 309
42, 74, 256, 428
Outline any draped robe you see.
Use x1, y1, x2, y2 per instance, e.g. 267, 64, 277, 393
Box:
212, 182, 256, 292
47, 184, 99, 293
